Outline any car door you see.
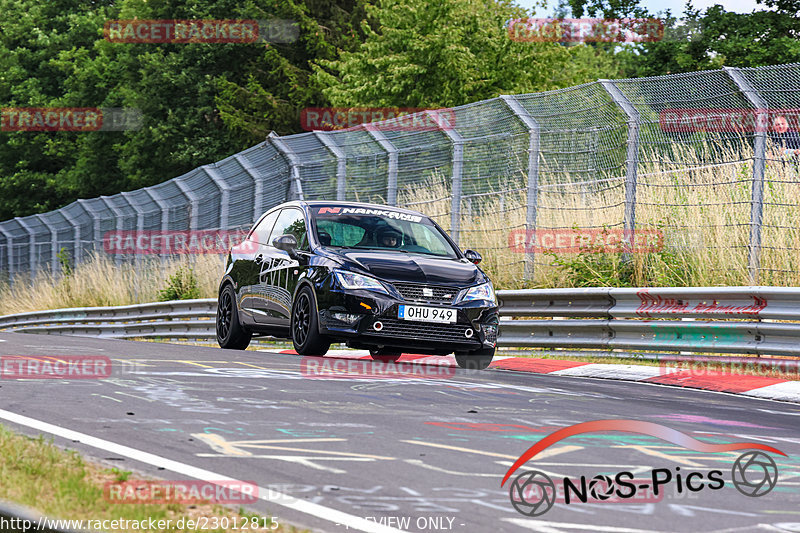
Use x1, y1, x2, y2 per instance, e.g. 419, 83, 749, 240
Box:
236, 209, 279, 323
254, 207, 310, 327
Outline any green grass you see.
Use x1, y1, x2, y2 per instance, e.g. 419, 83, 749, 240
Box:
0, 424, 303, 532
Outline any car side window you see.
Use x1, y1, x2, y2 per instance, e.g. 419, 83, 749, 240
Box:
269, 208, 308, 250
249, 210, 280, 244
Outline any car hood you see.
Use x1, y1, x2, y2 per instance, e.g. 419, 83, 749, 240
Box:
333, 250, 481, 286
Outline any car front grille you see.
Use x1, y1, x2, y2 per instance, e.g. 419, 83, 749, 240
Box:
392, 282, 459, 305
376, 318, 475, 344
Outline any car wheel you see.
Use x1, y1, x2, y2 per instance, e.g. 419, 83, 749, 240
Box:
454, 347, 495, 370
292, 286, 331, 356
217, 284, 252, 350
369, 347, 402, 361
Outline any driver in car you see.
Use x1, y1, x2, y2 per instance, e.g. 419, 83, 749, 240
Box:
378, 228, 401, 248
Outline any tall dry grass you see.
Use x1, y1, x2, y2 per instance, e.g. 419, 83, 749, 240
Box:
399, 140, 800, 289
0, 253, 224, 315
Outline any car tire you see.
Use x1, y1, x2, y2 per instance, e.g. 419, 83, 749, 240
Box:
369, 348, 402, 361
454, 347, 495, 370
216, 284, 252, 350
292, 286, 331, 356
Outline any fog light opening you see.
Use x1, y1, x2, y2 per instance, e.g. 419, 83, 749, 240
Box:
464, 328, 474, 339
331, 312, 361, 324
373, 321, 384, 332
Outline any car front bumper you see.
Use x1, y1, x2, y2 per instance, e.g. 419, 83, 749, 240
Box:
316, 286, 498, 353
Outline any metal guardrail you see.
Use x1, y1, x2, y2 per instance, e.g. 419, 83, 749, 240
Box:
0, 299, 217, 340
497, 287, 800, 357
1, 287, 799, 357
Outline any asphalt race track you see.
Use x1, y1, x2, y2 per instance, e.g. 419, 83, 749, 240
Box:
2, 331, 800, 533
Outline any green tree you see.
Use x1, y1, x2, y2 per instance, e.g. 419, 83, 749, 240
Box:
215, 0, 369, 139
313, 0, 620, 109
0, 0, 119, 218
0, 0, 370, 219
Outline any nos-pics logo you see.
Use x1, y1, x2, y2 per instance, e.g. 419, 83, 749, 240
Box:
502, 420, 784, 517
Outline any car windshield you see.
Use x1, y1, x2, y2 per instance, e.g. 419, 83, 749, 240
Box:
312, 207, 459, 258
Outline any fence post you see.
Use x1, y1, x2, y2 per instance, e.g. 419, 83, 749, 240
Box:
365, 127, 399, 205
143, 187, 170, 272
268, 132, 304, 201
600, 80, 640, 258
175, 180, 200, 231
500, 95, 540, 281
60, 208, 84, 266
203, 165, 231, 229
314, 132, 347, 201
15, 218, 37, 279
38, 215, 59, 276
100, 197, 126, 266
77, 199, 101, 258
0, 224, 14, 282
235, 153, 264, 220
425, 110, 463, 246
143, 188, 170, 232
121, 192, 148, 284
724, 66, 768, 284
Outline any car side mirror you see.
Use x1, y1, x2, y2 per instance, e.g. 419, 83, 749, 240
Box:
273, 234, 299, 258
464, 249, 482, 265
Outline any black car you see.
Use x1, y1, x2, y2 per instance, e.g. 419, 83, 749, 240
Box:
215, 201, 498, 369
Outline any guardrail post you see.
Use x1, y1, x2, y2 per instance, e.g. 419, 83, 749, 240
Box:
425, 110, 463, 246
0, 224, 14, 282
203, 165, 231, 229
600, 80, 640, 259
725, 67, 768, 284
268, 132, 304, 201
501, 95, 540, 281
235, 153, 265, 219
365, 127, 399, 205
15, 218, 37, 280
314, 131, 347, 201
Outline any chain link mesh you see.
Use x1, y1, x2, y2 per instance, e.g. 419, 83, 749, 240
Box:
2, 64, 799, 288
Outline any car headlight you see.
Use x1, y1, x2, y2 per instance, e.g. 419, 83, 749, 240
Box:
333, 270, 388, 294
460, 281, 496, 303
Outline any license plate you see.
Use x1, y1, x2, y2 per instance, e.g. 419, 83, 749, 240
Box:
398, 305, 456, 323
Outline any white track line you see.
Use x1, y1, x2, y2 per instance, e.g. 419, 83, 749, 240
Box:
0, 409, 404, 533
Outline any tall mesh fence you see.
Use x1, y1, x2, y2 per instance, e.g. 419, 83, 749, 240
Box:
1, 63, 799, 288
